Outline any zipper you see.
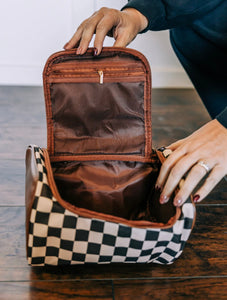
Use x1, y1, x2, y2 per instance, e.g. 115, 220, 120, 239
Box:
48, 63, 146, 84
97, 70, 103, 84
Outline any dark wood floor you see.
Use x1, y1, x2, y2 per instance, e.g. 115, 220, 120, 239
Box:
0, 86, 226, 299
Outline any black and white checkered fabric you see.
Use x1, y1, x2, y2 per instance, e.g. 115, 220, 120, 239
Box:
27, 147, 195, 266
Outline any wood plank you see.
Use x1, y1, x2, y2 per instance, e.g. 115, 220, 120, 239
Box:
152, 89, 210, 131
113, 278, 227, 300
152, 127, 195, 148
0, 86, 43, 104
202, 178, 227, 204
0, 86, 45, 126
152, 89, 203, 106
0, 102, 45, 127
0, 280, 113, 300
0, 159, 25, 206
152, 108, 210, 131
152, 89, 211, 148
0, 206, 226, 282
0, 126, 46, 160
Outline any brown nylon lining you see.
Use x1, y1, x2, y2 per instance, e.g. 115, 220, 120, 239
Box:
43, 148, 181, 229
43, 47, 152, 161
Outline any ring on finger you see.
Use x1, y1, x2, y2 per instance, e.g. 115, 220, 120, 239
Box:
197, 161, 211, 173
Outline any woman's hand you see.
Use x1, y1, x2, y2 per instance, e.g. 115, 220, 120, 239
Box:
156, 119, 227, 206
64, 7, 148, 55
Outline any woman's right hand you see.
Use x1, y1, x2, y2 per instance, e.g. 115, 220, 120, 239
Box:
64, 7, 148, 55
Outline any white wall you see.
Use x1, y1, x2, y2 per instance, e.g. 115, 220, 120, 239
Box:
0, 0, 192, 88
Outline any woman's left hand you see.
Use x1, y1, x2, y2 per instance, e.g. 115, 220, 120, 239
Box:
156, 119, 227, 206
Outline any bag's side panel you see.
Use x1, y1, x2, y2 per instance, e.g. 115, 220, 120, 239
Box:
25, 145, 39, 256
26, 146, 57, 265
151, 201, 196, 264
27, 147, 195, 266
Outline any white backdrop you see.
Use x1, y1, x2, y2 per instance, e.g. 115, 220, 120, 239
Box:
0, 0, 192, 87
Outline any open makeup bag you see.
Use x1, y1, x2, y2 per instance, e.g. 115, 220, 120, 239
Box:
25, 47, 196, 266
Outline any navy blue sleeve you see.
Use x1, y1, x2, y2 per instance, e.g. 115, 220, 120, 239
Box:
121, 0, 224, 31
216, 107, 227, 128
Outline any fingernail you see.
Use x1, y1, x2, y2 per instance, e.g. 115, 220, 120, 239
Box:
193, 194, 200, 203
93, 47, 98, 56
160, 194, 169, 204
174, 198, 182, 207
76, 47, 82, 55
63, 42, 69, 49
155, 184, 160, 191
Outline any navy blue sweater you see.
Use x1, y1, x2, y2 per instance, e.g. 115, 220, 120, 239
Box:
122, 0, 227, 128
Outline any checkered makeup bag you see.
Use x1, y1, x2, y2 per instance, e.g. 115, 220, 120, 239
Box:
25, 48, 196, 266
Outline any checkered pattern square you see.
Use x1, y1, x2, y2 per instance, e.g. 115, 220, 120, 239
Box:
26, 146, 195, 266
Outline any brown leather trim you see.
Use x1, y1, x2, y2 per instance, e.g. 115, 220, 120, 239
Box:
51, 61, 146, 71
25, 145, 39, 257
43, 148, 181, 229
43, 47, 152, 158
144, 79, 152, 157
48, 76, 145, 83
50, 154, 157, 163
43, 47, 151, 76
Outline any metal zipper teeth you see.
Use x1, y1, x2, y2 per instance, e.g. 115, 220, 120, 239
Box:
51, 67, 144, 74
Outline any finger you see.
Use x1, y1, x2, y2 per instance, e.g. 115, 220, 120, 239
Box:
167, 138, 185, 151
159, 153, 199, 204
193, 166, 225, 203
172, 160, 215, 206
67, 13, 103, 54
77, 31, 93, 54
64, 9, 101, 50
113, 30, 133, 47
64, 19, 88, 50
78, 17, 106, 55
64, 39, 80, 50
93, 16, 118, 55
155, 146, 188, 190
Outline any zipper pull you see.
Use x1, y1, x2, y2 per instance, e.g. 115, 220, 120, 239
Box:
98, 70, 103, 84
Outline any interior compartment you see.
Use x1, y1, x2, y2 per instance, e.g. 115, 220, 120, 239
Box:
51, 155, 176, 224
50, 82, 146, 156
44, 49, 176, 226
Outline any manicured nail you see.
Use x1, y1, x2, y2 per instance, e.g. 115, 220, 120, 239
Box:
155, 184, 160, 190
160, 194, 169, 204
93, 47, 98, 56
193, 194, 200, 203
76, 47, 82, 55
63, 42, 70, 49
174, 198, 182, 207
155, 185, 163, 194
